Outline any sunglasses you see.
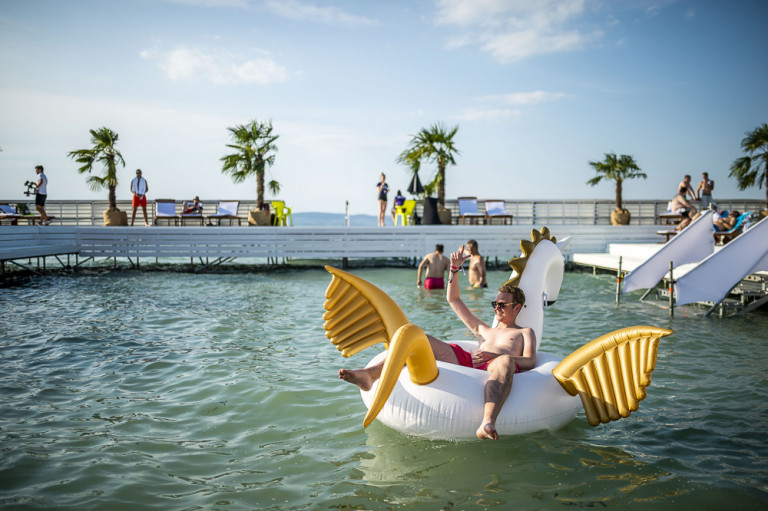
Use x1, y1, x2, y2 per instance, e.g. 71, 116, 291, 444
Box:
492, 301, 517, 310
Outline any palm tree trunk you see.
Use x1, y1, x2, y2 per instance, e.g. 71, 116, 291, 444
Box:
256, 170, 265, 210
437, 162, 446, 208
615, 179, 623, 210
109, 185, 117, 210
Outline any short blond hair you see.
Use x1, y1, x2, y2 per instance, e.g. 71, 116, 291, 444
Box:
497, 284, 525, 306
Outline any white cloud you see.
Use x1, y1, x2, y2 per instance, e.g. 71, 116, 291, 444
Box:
480, 91, 567, 105
141, 46, 288, 85
435, 0, 600, 63
454, 108, 521, 121
262, 0, 376, 27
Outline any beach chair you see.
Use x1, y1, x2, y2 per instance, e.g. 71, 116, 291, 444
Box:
0, 204, 21, 225
484, 200, 514, 225
714, 212, 752, 245
457, 197, 485, 225
271, 200, 293, 226
207, 201, 241, 226
153, 199, 179, 226
394, 200, 416, 226
179, 200, 205, 226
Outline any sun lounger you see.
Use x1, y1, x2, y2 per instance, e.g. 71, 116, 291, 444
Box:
656, 229, 678, 243
153, 199, 179, 226
0, 204, 21, 225
179, 200, 205, 226
484, 200, 514, 225
207, 201, 241, 226
458, 197, 485, 225
714, 212, 753, 245
0, 204, 45, 225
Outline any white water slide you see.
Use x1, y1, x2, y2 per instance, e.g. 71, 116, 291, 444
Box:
623, 210, 715, 294
623, 211, 768, 314
674, 216, 768, 306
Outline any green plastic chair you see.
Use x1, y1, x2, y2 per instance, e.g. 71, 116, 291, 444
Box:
272, 200, 293, 226
394, 200, 416, 226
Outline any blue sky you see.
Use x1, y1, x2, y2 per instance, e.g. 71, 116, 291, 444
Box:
1, 0, 766, 215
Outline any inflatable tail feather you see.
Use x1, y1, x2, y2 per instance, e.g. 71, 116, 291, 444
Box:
363, 324, 438, 427
323, 266, 410, 357
552, 326, 673, 426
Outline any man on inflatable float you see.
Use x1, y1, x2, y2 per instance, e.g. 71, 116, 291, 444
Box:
340, 243, 534, 440
323, 228, 673, 441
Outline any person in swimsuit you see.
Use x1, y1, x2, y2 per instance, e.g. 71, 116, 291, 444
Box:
696, 172, 715, 210
417, 244, 450, 289
714, 210, 740, 232
340, 244, 536, 441
376, 173, 388, 227
466, 239, 487, 288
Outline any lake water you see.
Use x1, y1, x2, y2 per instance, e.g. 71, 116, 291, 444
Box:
1, 266, 767, 510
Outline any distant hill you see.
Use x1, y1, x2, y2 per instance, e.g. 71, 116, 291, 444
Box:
292, 212, 378, 226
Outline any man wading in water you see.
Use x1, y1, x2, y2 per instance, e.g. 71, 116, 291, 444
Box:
339, 244, 537, 440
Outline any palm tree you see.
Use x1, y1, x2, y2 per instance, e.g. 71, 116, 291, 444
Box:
396, 122, 459, 207
221, 120, 280, 210
729, 123, 768, 207
587, 153, 646, 210
67, 127, 125, 210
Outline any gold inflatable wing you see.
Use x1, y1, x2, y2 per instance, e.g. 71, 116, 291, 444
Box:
323, 266, 439, 427
552, 326, 673, 426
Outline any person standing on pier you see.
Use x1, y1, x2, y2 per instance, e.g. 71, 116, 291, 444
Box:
376, 173, 389, 227
696, 172, 715, 209
34, 165, 51, 225
130, 169, 150, 227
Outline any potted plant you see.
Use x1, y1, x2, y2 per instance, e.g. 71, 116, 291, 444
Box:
587, 153, 646, 225
68, 127, 128, 226
220, 119, 280, 226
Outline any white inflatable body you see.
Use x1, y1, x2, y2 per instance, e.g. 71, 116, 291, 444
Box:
361, 237, 579, 440
362, 343, 581, 440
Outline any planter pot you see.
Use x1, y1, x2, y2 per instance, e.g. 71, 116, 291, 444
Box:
610, 208, 631, 226
248, 209, 272, 226
437, 207, 452, 225
103, 209, 128, 226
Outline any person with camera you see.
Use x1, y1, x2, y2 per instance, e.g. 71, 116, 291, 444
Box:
33, 165, 51, 225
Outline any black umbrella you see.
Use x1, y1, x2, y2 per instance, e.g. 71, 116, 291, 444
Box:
407, 172, 425, 196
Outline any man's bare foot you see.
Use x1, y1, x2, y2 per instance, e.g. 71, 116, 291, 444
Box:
476, 422, 498, 440
338, 368, 375, 392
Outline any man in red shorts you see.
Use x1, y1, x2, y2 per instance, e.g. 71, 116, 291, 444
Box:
416, 244, 450, 289
130, 169, 150, 227
340, 244, 536, 441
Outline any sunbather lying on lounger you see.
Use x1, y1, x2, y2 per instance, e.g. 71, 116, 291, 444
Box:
713, 210, 740, 232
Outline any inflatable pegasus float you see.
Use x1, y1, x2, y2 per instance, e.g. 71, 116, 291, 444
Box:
322, 228, 672, 440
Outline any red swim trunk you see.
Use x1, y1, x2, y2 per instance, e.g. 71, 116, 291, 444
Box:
424, 277, 445, 290
132, 195, 147, 208
448, 343, 519, 373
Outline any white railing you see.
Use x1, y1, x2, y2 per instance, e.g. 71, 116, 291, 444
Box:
2, 224, 665, 264
1, 198, 764, 226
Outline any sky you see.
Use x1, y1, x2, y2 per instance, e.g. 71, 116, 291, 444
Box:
1, 0, 767, 216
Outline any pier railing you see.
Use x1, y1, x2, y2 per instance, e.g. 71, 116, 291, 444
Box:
0, 198, 764, 226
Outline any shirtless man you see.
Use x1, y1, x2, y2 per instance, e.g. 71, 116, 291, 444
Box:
466, 239, 487, 288
340, 244, 536, 440
696, 172, 715, 210
678, 174, 698, 201
670, 185, 699, 230
416, 244, 450, 289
